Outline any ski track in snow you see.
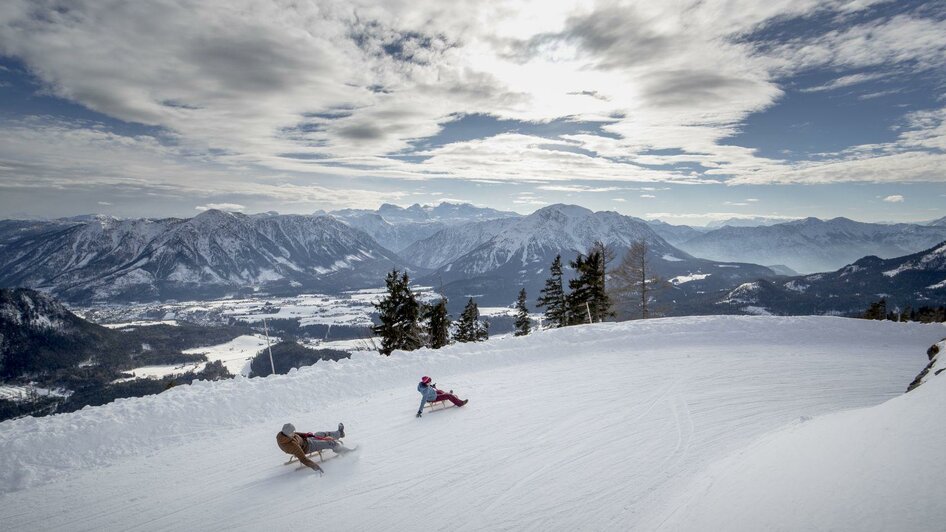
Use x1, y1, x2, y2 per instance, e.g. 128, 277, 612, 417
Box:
0, 316, 944, 531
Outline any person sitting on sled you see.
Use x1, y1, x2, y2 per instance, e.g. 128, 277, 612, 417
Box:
416, 375, 468, 417
276, 422, 351, 473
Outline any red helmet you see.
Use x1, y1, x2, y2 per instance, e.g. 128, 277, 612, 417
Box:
421, 376, 432, 384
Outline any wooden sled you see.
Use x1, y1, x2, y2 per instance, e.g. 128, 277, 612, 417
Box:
424, 399, 452, 411
283, 440, 344, 465
424, 391, 460, 412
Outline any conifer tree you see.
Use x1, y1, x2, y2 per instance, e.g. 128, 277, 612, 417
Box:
424, 298, 451, 349
453, 298, 489, 342
514, 288, 531, 336
536, 254, 568, 327
371, 269, 423, 355
567, 251, 611, 324
862, 298, 887, 320
584, 251, 611, 321
567, 254, 592, 324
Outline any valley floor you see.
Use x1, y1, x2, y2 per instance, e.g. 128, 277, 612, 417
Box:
0, 316, 944, 531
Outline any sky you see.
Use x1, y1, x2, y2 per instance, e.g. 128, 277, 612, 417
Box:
0, 0, 944, 226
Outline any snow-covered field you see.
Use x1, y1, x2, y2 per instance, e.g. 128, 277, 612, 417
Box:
0, 385, 69, 402
114, 334, 277, 381
76, 288, 438, 329
0, 316, 944, 531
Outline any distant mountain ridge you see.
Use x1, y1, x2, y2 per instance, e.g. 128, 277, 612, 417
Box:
676, 216, 946, 273
646, 220, 706, 247
419, 204, 776, 312
400, 217, 522, 269
0, 210, 410, 302
705, 216, 797, 228
718, 240, 946, 315
327, 202, 520, 252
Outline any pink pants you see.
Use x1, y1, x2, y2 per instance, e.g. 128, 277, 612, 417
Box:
434, 391, 464, 406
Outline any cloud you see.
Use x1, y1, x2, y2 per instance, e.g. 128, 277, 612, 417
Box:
537, 184, 624, 193
0, 0, 942, 206
640, 194, 656, 198
195, 203, 246, 212
648, 211, 799, 223
799, 72, 886, 93
882, 195, 904, 203
0, 117, 407, 211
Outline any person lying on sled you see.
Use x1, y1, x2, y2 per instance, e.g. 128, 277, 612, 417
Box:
416, 375, 468, 417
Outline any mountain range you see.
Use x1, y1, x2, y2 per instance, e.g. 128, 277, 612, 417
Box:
718, 240, 946, 315
413, 204, 776, 312
0, 210, 409, 302
666, 217, 946, 273
1, 204, 943, 316
326, 202, 519, 252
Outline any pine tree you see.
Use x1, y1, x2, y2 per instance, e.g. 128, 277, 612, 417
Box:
371, 269, 424, 355
424, 298, 451, 349
453, 298, 489, 342
514, 288, 531, 336
536, 254, 568, 327
567, 254, 592, 324
567, 251, 611, 324
862, 298, 887, 320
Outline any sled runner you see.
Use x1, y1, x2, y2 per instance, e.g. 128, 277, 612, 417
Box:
283, 440, 347, 465
424, 399, 452, 411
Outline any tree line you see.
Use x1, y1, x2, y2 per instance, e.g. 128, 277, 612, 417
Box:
371, 270, 493, 356
862, 298, 946, 323
371, 239, 667, 355
537, 240, 667, 328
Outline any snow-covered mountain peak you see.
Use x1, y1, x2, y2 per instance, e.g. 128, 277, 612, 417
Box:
190, 208, 243, 224
533, 203, 595, 220
0, 212, 410, 302
329, 203, 521, 251
56, 214, 121, 224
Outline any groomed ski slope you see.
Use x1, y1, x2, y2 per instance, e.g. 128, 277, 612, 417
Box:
1, 316, 944, 531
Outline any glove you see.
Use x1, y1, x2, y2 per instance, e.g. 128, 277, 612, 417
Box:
416, 411, 422, 418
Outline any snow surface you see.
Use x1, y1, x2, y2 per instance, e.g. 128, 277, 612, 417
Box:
101, 320, 179, 329
0, 316, 944, 531
181, 334, 275, 377
669, 273, 710, 285
0, 385, 69, 402
114, 334, 276, 381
